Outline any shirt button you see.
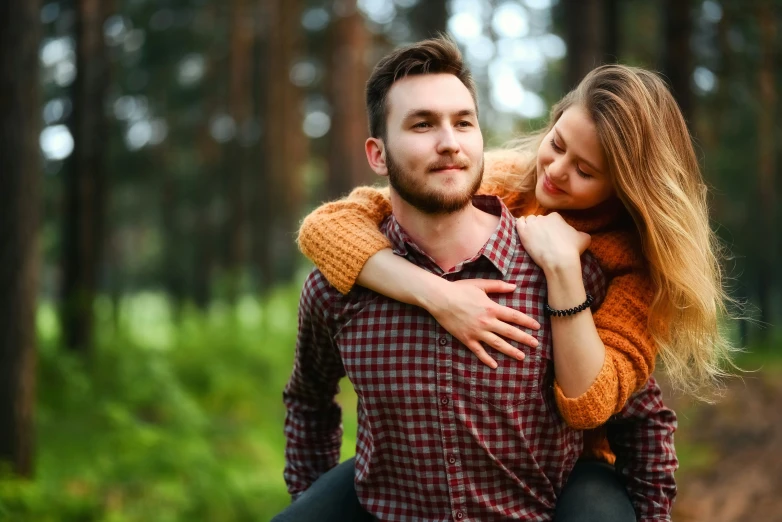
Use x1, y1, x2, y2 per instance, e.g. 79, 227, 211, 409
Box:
448, 455, 457, 464
440, 395, 449, 405
438, 337, 447, 346
455, 510, 464, 519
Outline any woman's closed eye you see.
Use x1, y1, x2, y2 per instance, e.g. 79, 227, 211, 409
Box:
551, 138, 593, 179
576, 167, 592, 179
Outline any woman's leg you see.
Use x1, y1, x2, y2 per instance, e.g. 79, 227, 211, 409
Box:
554, 459, 636, 522
271, 457, 374, 522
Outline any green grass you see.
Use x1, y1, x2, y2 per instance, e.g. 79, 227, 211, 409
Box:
0, 286, 358, 522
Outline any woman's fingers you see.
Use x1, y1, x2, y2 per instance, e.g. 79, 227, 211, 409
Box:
489, 318, 539, 348
495, 304, 541, 330
576, 231, 591, 253
465, 341, 498, 369
479, 332, 526, 361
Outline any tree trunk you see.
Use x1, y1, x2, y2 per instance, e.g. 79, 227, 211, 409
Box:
563, 0, 606, 89
0, 0, 40, 477
408, 0, 448, 39
258, 0, 306, 289
61, 0, 110, 352
605, 0, 620, 62
190, 4, 225, 309
225, 0, 255, 300
756, 0, 777, 333
662, 0, 693, 125
326, 0, 371, 200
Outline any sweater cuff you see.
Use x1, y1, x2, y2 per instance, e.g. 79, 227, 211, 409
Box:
301, 223, 393, 295
554, 357, 618, 429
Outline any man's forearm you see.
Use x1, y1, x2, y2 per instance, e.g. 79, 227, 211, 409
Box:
283, 271, 347, 497
283, 399, 344, 498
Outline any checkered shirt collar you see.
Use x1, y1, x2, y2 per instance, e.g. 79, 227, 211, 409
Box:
382, 195, 519, 277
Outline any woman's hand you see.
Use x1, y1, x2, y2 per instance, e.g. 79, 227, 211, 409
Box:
424, 279, 541, 369
516, 213, 591, 271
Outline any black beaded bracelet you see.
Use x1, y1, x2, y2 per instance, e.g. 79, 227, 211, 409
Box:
545, 293, 594, 317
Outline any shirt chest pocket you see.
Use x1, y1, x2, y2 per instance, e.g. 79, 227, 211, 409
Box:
469, 353, 545, 411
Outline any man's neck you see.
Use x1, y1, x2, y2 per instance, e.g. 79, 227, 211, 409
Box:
390, 191, 500, 272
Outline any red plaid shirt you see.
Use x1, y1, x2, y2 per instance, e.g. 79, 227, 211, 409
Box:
284, 196, 676, 521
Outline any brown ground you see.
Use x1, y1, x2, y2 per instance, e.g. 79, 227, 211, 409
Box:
667, 368, 782, 521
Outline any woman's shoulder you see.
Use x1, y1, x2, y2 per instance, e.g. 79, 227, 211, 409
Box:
590, 227, 646, 275
480, 149, 537, 217
559, 199, 646, 275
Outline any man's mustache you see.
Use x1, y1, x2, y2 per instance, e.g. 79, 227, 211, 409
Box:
427, 159, 470, 171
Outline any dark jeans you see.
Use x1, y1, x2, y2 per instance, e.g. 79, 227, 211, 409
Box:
271, 458, 375, 522
272, 458, 635, 522
554, 460, 636, 522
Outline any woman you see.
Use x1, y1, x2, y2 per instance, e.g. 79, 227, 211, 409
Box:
285, 64, 736, 520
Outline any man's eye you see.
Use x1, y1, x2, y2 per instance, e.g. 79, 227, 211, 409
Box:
456, 121, 472, 127
413, 122, 431, 128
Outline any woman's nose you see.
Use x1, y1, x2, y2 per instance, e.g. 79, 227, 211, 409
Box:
548, 157, 568, 181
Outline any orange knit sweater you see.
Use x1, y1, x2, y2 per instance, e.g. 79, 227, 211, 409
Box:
297, 151, 658, 462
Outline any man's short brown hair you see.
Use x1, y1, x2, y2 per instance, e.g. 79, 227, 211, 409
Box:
365, 36, 477, 139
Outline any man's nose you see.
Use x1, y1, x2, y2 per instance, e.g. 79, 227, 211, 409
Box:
436, 127, 460, 154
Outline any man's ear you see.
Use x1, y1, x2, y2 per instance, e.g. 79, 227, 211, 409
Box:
365, 137, 388, 177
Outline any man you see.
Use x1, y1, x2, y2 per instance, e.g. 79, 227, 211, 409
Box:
281, 38, 676, 521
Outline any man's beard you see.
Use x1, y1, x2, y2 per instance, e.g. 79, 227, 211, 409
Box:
386, 149, 484, 215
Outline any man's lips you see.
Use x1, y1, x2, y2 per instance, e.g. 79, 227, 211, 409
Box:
430, 164, 466, 173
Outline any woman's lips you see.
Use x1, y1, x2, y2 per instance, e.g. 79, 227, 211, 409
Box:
542, 175, 566, 195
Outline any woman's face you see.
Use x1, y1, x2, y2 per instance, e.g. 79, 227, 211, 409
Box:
535, 105, 614, 211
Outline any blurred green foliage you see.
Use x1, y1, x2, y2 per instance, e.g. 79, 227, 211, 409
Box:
0, 283, 357, 522
0, 281, 774, 521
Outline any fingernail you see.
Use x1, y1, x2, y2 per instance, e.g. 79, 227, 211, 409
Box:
533, 322, 541, 329
516, 352, 525, 360
491, 362, 498, 369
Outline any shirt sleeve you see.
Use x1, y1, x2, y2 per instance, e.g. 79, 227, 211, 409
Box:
283, 270, 348, 499
296, 186, 393, 295
580, 251, 607, 310
606, 376, 678, 522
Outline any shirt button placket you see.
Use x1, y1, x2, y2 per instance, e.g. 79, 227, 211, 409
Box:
455, 510, 464, 519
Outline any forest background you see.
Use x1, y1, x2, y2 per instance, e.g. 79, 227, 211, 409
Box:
1, 0, 781, 521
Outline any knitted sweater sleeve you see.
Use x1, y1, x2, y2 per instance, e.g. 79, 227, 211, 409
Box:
554, 268, 657, 429
297, 186, 393, 295
296, 149, 535, 294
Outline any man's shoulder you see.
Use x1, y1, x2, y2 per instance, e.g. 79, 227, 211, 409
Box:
301, 268, 344, 311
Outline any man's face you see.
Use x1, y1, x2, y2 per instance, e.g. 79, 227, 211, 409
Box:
380, 73, 484, 215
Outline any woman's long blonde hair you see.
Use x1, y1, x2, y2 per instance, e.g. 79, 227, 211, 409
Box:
489, 64, 738, 398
